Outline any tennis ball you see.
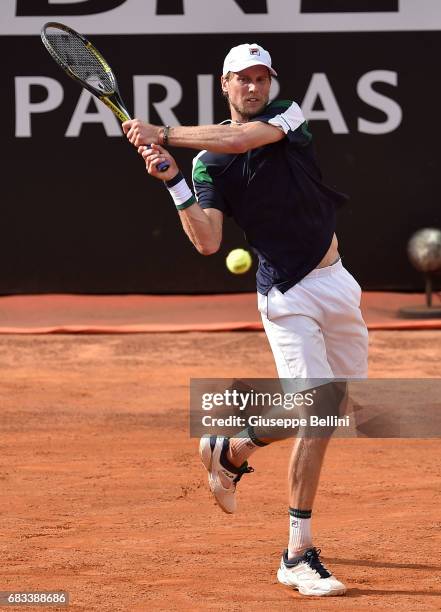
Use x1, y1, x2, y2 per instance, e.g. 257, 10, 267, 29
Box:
226, 248, 252, 274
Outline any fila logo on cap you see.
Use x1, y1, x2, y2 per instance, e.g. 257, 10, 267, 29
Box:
249, 47, 261, 56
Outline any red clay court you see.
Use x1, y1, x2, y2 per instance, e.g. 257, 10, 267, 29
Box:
0, 292, 440, 610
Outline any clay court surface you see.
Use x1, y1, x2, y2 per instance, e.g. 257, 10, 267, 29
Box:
0, 329, 440, 611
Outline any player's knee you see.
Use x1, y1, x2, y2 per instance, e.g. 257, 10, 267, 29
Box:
301, 381, 348, 437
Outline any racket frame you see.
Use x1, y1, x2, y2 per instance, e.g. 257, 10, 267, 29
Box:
41, 21, 131, 122
41, 21, 170, 171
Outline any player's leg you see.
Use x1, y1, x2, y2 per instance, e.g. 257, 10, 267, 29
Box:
226, 302, 339, 462
278, 263, 368, 596
199, 289, 306, 515
200, 305, 334, 514
224, 287, 343, 506
263, 271, 347, 596
288, 436, 329, 518
320, 264, 369, 379
261, 310, 336, 542
278, 261, 368, 595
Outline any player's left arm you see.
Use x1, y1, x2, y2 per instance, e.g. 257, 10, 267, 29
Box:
123, 120, 284, 154
141, 144, 224, 255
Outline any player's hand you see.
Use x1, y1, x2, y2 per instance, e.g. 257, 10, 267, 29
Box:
122, 119, 160, 147
141, 144, 179, 182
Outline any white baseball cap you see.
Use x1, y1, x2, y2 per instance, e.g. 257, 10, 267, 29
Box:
222, 43, 277, 77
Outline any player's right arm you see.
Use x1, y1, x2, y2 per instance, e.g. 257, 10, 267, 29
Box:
142, 144, 223, 255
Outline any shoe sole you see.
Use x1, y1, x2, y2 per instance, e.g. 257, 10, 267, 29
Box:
277, 570, 346, 597
199, 436, 233, 514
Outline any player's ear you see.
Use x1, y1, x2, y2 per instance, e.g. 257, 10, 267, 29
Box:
221, 74, 229, 95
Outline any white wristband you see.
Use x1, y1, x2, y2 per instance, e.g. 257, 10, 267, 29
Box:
165, 172, 196, 210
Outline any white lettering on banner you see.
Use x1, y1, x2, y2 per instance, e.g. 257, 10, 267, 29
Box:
14, 72, 402, 138
65, 89, 121, 136
133, 75, 182, 126
15, 76, 64, 137
357, 71, 402, 135
197, 75, 214, 126
301, 74, 349, 135
2, 0, 440, 34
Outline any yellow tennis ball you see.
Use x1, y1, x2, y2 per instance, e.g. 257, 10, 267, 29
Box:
226, 248, 252, 274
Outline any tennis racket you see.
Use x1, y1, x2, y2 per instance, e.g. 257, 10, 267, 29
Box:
40, 21, 169, 172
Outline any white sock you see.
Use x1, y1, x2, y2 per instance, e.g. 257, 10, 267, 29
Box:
288, 508, 313, 558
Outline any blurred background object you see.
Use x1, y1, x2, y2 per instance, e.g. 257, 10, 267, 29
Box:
399, 228, 441, 318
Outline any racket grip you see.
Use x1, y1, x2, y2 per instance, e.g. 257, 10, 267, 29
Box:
157, 160, 170, 172
146, 144, 170, 173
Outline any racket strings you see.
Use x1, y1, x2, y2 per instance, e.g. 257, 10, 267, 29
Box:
45, 29, 114, 94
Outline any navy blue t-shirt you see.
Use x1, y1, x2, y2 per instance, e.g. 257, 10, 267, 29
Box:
192, 99, 348, 295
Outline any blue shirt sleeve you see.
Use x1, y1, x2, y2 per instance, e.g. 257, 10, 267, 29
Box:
192, 154, 231, 215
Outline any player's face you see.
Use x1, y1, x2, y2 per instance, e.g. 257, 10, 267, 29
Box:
222, 65, 271, 121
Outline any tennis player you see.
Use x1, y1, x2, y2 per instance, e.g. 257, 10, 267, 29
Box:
123, 43, 368, 597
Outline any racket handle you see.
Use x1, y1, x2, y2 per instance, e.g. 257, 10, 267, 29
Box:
146, 144, 170, 173
157, 160, 170, 172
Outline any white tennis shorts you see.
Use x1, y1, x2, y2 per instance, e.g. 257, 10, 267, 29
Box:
257, 259, 368, 379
